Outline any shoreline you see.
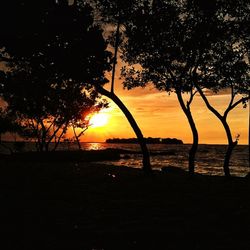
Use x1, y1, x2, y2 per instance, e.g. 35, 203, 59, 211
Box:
1, 147, 249, 177
1, 155, 250, 249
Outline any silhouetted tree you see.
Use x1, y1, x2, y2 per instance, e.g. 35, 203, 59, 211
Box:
189, 0, 250, 177
122, 0, 249, 176
121, 0, 200, 174
92, 0, 152, 173
1, 69, 106, 151
0, 0, 111, 151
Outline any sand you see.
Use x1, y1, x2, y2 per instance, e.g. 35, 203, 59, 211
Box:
1, 152, 250, 249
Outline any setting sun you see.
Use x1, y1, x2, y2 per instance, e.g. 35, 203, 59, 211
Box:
89, 113, 109, 128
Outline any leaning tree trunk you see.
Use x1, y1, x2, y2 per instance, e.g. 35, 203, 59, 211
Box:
95, 85, 152, 173
176, 90, 198, 175
187, 113, 199, 175
194, 84, 235, 177
73, 126, 82, 150
223, 141, 237, 177
221, 118, 237, 178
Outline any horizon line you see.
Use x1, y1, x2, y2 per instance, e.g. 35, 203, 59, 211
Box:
1, 140, 249, 146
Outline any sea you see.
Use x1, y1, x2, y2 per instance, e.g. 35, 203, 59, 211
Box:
1, 142, 249, 177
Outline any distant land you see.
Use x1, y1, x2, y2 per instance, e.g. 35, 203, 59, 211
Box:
106, 137, 184, 144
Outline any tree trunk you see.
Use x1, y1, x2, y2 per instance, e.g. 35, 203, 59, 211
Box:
111, 19, 121, 93
95, 85, 152, 173
194, 84, 234, 177
224, 141, 237, 177
176, 90, 198, 175
73, 126, 82, 150
53, 126, 67, 151
221, 118, 236, 177
188, 118, 199, 175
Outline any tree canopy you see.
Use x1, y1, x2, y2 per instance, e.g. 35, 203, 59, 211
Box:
121, 0, 249, 175
0, 0, 111, 151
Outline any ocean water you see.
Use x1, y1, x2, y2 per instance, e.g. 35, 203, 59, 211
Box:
1, 142, 249, 177
80, 143, 249, 177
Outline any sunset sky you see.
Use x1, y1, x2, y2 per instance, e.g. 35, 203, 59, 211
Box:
1, 62, 248, 145
0, 1, 248, 146
82, 76, 249, 145
1, 56, 248, 146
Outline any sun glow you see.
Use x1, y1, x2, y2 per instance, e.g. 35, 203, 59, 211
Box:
89, 113, 109, 128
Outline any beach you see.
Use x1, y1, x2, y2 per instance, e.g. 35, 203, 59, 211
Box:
1, 151, 250, 249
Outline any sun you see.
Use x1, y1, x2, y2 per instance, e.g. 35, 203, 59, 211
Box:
89, 113, 109, 128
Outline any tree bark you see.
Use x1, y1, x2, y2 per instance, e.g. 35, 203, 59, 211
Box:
194, 84, 236, 177
176, 90, 198, 175
95, 85, 152, 173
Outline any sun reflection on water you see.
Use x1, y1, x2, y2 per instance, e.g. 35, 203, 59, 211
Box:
84, 142, 105, 151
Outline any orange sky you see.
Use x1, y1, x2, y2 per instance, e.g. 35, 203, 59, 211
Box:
82, 76, 249, 145
0, 59, 248, 146
1, 79, 248, 145
72, 3, 249, 145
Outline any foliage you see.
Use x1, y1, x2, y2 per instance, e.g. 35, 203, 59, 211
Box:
85, 0, 153, 172
121, 0, 249, 94
0, 0, 111, 151
0, 0, 111, 84
121, 0, 249, 176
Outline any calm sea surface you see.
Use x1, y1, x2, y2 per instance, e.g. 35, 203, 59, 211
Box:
1, 142, 249, 177
80, 143, 249, 177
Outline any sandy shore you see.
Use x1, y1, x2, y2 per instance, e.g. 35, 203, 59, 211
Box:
1, 152, 250, 249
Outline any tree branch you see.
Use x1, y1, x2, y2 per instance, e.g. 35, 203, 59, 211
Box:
225, 96, 250, 118
224, 84, 235, 119
187, 85, 197, 108
195, 83, 223, 119
53, 124, 68, 151
111, 18, 121, 93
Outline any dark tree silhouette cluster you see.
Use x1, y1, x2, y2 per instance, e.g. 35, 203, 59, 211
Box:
0, 0, 249, 175
121, 0, 249, 176
0, 0, 110, 152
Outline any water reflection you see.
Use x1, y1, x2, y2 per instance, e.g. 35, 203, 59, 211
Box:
89, 143, 249, 177
1, 141, 248, 177
84, 142, 104, 151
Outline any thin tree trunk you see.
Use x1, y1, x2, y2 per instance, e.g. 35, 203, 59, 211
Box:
194, 84, 235, 177
73, 126, 81, 150
224, 141, 237, 177
176, 90, 198, 175
98, 17, 151, 173
111, 19, 121, 93
188, 118, 199, 175
53, 124, 68, 151
95, 85, 152, 173
221, 118, 236, 177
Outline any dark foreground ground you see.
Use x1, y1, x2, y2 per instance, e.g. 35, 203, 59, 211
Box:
1, 151, 250, 250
